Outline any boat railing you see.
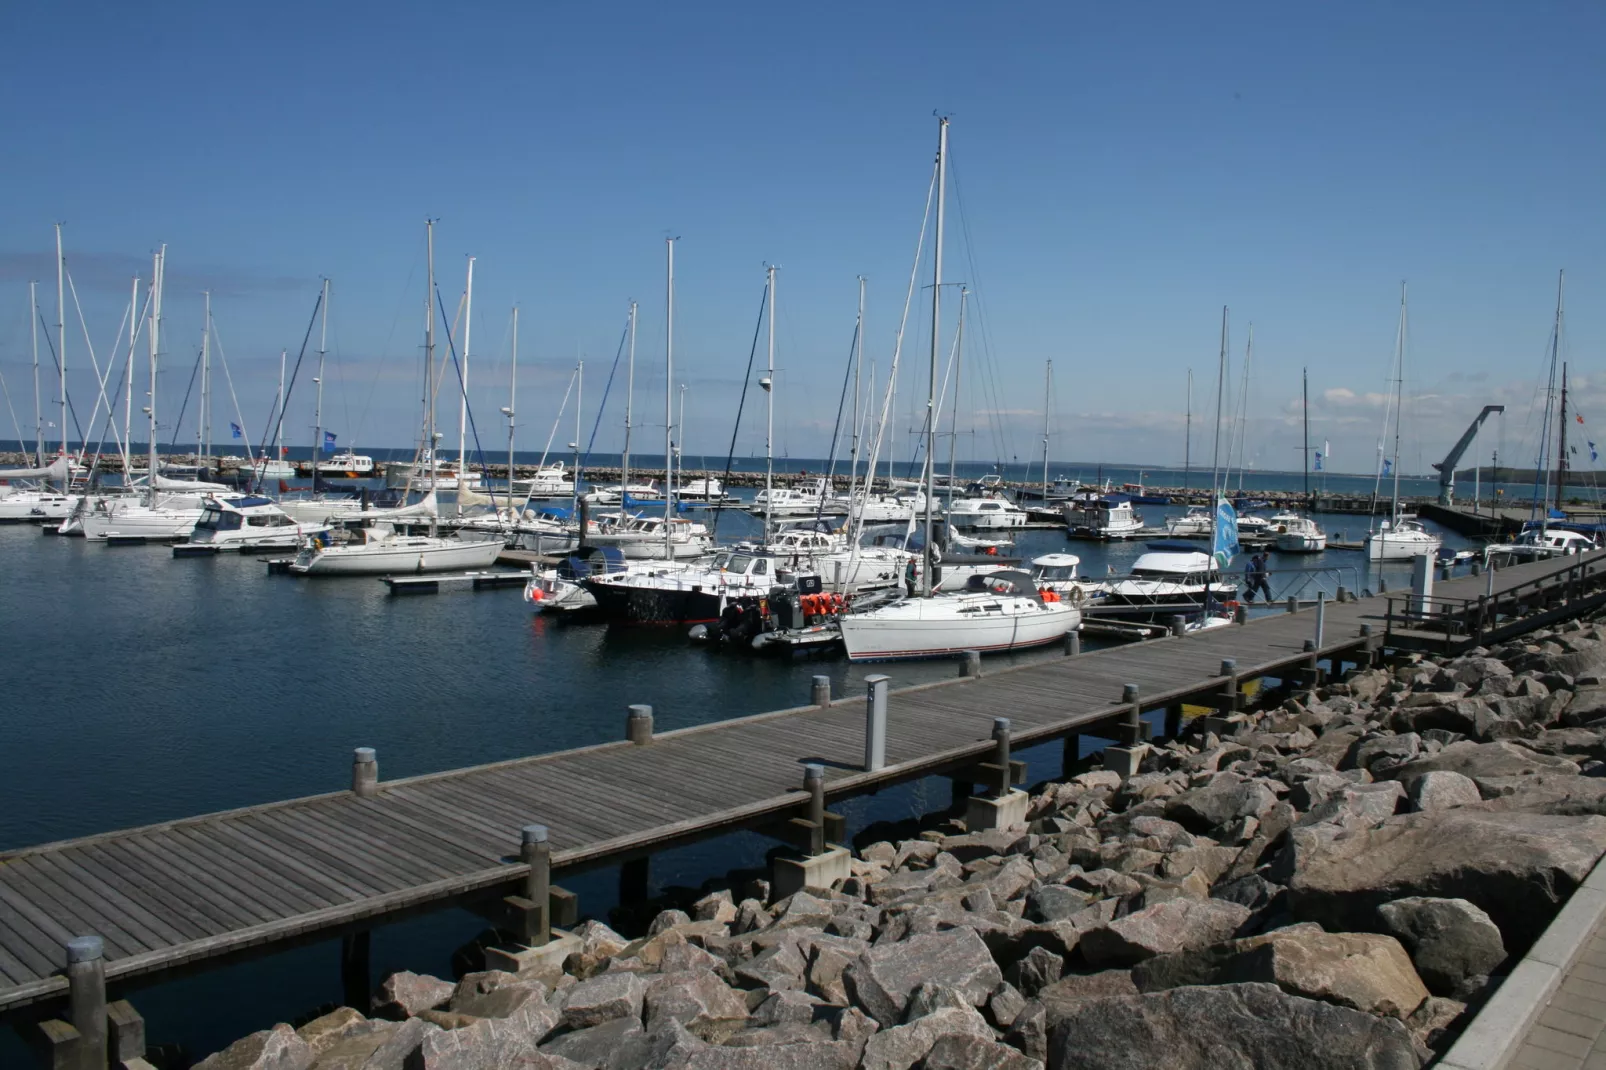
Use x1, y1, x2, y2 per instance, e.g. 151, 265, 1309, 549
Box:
1256, 564, 1366, 606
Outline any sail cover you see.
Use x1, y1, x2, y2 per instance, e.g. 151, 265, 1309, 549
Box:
0, 456, 71, 481
153, 474, 233, 492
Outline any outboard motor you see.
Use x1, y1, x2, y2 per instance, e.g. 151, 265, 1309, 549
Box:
770, 586, 799, 631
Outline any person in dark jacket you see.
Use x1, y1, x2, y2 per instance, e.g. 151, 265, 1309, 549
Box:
1244, 552, 1273, 603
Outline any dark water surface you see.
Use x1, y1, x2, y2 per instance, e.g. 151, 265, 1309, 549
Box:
0, 499, 1469, 1061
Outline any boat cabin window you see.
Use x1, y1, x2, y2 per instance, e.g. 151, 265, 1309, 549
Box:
1035, 565, 1077, 581
197, 507, 241, 531
751, 558, 768, 576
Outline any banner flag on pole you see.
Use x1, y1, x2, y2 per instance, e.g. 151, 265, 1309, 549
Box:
1212, 498, 1240, 571
230, 422, 243, 439
323, 431, 337, 453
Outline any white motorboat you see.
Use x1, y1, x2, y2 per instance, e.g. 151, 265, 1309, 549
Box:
1273, 513, 1327, 553
839, 570, 1080, 661
289, 523, 503, 575
847, 489, 928, 523
948, 493, 1029, 530
946, 523, 1013, 551
751, 478, 838, 517
177, 495, 331, 552
524, 546, 691, 613
1065, 496, 1144, 540
1483, 526, 1595, 567
239, 458, 296, 480
583, 512, 713, 560
1105, 551, 1238, 609
511, 462, 576, 499
1365, 517, 1441, 561
582, 549, 792, 624
315, 451, 375, 477
1165, 505, 1213, 537
1236, 514, 1272, 538
678, 476, 734, 504
1029, 553, 1108, 606
583, 480, 664, 506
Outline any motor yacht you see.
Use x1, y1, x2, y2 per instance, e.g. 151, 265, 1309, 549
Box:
510, 462, 576, 499
1105, 551, 1238, 610
947, 491, 1029, 530
1064, 496, 1144, 540
1029, 553, 1108, 606
751, 478, 838, 517
583, 512, 713, 560
1165, 505, 1213, 537
1484, 526, 1596, 567
1272, 512, 1327, 553
176, 495, 331, 553
581, 549, 797, 624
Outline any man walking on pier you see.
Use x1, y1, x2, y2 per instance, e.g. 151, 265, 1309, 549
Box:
1244, 551, 1273, 603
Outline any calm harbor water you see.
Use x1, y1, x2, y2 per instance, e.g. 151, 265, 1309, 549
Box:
0, 489, 1474, 1061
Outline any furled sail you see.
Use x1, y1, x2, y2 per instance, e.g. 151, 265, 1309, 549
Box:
0, 456, 71, 481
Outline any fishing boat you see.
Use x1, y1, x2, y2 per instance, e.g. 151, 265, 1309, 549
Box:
1065, 495, 1143, 539
831, 118, 1078, 661
1365, 284, 1443, 562
1104, 551, 1238, 610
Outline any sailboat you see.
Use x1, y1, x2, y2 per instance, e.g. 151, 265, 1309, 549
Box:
290, 223, 503, 575
839, 117, 1078, 661
1274, 368, 1327, 553
1365, 284, 1442, 562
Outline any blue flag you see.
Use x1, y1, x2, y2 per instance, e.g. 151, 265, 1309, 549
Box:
1313, 451, 1323, 472
323, 431, 337, 453
1212, 497, 1240, 571
1591, 441, 1598, 463
1381, 458, 1393, 477
230, 422, 242, 439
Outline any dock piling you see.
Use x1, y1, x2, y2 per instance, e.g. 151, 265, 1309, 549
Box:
66, 936, 106, 1070
959, 650, 982, 678
627, 705, 653, 745
811, 675, 831, 707
1219, 658, 1239, 716
340, 932, 370, 1013
520, 824, 551, 946
1234, 604, 1247, 625
1064, 631, 1081, 656
1121, 684, 1141, 746
1314, 591, 1327, 649
992, 718, 1013, 798
1285, 595, 1298, 614
804, 764, 826, 856
863, 674, 889, 772
351, 748, 378, 798
1169, 615, 1186, 637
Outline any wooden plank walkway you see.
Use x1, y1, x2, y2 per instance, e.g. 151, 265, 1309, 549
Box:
2, 550, 1602, 1014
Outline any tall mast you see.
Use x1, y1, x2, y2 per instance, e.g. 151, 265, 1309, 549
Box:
124, 276, 137, 476
507, 305, 518, 513
29, 281, 41, 464
677, 383, 687, 499
848, 276, 864, 505
665, 237, 677, 562
147, 247, 165, 495
460, 257, 475, 490
764, 263, 776, 545
1390, 282, 1406, 517
276, 351, 287, 472
1301, 366, 1310, 506
946, 286, 968, 495
314, 277, 329, 494
922, 116, 948, 598
425, 220, 437, 520
1183, 368, 1192, 493
1557, 362, 1569, 514
572, 360, 583, 512
623, 300, 636, 502
55, 224, 66, 465
1210, 307, 1228, 501
198, 291, 210, 470
1236, 324, 1253, 494
1040, 358, 1051, 499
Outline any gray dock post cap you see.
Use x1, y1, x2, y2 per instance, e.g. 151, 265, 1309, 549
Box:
804, 763, 824, 783
354, 747, 376, 763
1286, 595, 1299, 613
1303, 638, 1316, 652
959, 649, 982, 677
1065, 631, 1081, 656
1234, 604, 1248, 624
811, 675, 831, 706
627, 704, 653, 745
1169, 615, 1186, 637
1220, 658, 1236, 676
352, 747, 379, 797
66, 935, 104, 963
1360, 623, 1373, 636
522, 824, 549, 844
993, 717, 1011, 738
1122, 683, 1139, 702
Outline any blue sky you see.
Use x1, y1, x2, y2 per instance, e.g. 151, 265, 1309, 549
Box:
1, 2, 1602, 474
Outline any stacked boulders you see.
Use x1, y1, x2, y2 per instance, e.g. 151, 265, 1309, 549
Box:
196, 617, 1606, 1069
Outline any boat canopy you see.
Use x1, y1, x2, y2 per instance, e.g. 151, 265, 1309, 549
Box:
1032, 553, 1082, 567
217, 495, 276, 510
559, 546, 627, 579
964, 569, 1043, 602
1130, 551, 1214, 574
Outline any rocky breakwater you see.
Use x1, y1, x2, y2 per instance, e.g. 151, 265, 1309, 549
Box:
193, 617, 1606, 1070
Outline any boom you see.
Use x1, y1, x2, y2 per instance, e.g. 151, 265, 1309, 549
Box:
1433, 404, 1504, 505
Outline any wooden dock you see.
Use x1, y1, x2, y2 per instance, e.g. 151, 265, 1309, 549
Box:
2, 551, 1603, 1020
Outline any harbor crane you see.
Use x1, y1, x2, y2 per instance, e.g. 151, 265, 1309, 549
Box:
1433, 404, 1504, 505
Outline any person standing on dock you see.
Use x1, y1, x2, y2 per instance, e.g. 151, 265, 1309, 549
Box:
1244, 551, 1273, 603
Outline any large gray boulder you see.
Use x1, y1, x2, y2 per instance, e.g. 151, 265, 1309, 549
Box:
1377, 897, 1507, 998
1381, 740, 1579, 784
644, 968, 749, 1042
556, 970, 646, 1031
843, 927, 1003, 1027
1043, 983, 1421, 1069
920, 1032, 1044, 1070
410, 1010, 578, 1069
194, 1024, 313, 1070
374, 971, 455, 1019
1284, 809, 1606, 949
858, 1004, 994, 1070
1079, 897, 1251, 968
1163, 774, 1279, 835
1222, 928, 1428, 1019
1406, 771, 1481, 811
448, 971, 551, 1021
537, 1017, 649, 1069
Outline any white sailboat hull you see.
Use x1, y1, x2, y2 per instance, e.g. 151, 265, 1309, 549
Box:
1365, 532, 1441, 561
0, 491, 73, 521
290, 534, 504, 575
1276, 531, 1328, 553
839, 598, 1079, 661
80, 505, 203, 541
